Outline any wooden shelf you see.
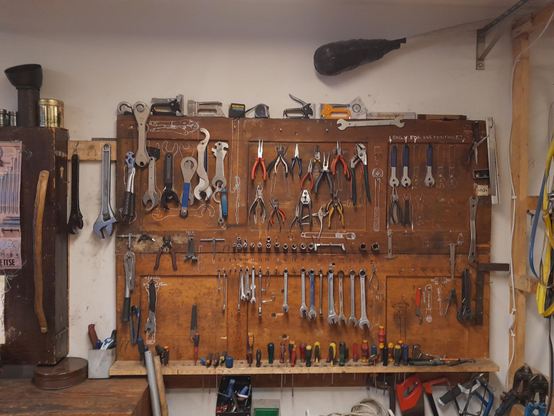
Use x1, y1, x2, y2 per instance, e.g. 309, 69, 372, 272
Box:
110, 358, 499, 376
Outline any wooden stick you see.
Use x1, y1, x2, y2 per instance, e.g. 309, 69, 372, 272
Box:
153, 357, 169, 416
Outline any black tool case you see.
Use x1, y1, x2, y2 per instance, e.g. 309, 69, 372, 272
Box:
216, 375, 252, 416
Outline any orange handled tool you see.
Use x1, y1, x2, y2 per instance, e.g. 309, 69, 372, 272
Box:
251, 139, 267, 180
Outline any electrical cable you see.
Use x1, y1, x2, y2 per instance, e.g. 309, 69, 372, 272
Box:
324, 398, 388, 416
547, 316, 553, 414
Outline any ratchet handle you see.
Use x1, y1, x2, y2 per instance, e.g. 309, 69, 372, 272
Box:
402, 144, 409, 167
427, 144, 433, 167
164, 153, 174, 187
122, 297, 131, 322
121, 191, 135, 219
221, 189, 228, 216
391, 145, 397, 168
351, 167, 357, 207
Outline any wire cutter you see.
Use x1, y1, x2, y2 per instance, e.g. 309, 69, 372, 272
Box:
251, 139, 267, 180
283, 94, 313, 119
290, 190, 313, 231
389, 186, 402, 225
249, 185, 267, 224
314, 153, 334, 195
331, 142, 350, 179
325, 191, 344, 229
290, 144, 302, 178
266, 145, 291, 178
301, 159, 314, 191
302, 205, 328, 239
313, 146, 322, 171
349, 143, 371, 205
268, 198, 286, 231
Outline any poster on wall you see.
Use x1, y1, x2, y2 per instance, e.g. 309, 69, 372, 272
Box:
0, 142, 21, 270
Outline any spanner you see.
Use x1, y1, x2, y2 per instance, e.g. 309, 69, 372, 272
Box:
194, 128, 213, 201
337, 117, 405, 130
143, 157, 160, 211
424, 144, 435, 187
348, 270, 357, 327
211, 142, 229, 190
240, 267, 246, 301
282, 268, 290, 312
122, 252, 135, 322
468, 196, 478, 264
358, 269, 370, 329
299, 268, 308, 318
93, 143, 117, 238
180, 157, 197, 218
389, 145, 399, 187
245, 267, 250, 300
400, 144, 411, 187
319, 269, 324, 317
327, 269, 339, 324
144, 279, 157, 336
133, 102, 150, 168
308, 269, 317, 320
338, 270, 347, 325
250, 269, 257, 304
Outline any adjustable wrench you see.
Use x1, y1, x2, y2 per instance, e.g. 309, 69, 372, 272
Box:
144, 279, 157, 336
319, 269, 323, 317
133, 102, 150, 168
358, 269, 370, 329
468, 196, 478, 264
337, 117, 405, 130
348, 270, 357, 327
389, 145, 399, 187
308, 269, 317, 319
299, 268, 308, 318
338, 270, 347, 325
400, 144, 411, 187
194, 128, 213, 201
121, 152, 136, 221
143, 157, 160, 211
282, 268, 289, 312
327, 269, 339, 324
93, 143, 117, 238
122, 252, 135, 322
180, 157, 197, 218
424, 144, 435, 187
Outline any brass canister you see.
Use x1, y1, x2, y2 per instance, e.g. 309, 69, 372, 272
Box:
39, 98, 64, 128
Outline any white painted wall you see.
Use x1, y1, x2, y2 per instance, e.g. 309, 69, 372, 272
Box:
2, 1, 552, 415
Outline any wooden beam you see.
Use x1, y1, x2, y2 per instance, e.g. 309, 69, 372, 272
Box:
513, 275, 538, 294
513, 3, 554, 38
527, 196, 539, 211
509, 29, 530, 385
68, 140, 117, 161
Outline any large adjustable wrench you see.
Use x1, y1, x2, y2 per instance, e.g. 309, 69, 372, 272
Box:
194, 128, 213, 201
133, 102, 150, 168
308, 269, 317, 320
337, 117, 405, 130
282, 268, 289, 312
144, 279, 157, 336
468, 196, 478, 264
180, 157, 197, 218
348, 270, 357, 327
338, 270, 348, 325
358, 269, 370, 329
143, 157, 160, 211
299, 268, 308, 318
93, 143, 117, 238
327, 269, 339, 324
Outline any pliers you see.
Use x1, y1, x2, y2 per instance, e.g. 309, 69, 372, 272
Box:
251, 139, 267, 180
154, 236, 177, 271
313, 146, 322, 171
325, 191, 344, 229
249, 185, 267, 224
301, 159, 314, 191
331, 142, 350, 179
389, 186, 402, 225
302, 205, 328, 239
283, 94, 313, 119
266, 145, 291, 178
290, 190, 312, 231
268, 198, 286, 231
314, 153, 334, 195
290, 144, 302, 179
349, 143, 371, 205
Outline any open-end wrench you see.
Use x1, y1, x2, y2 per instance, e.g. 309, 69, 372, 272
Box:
240, 267, 246, 301
308, 269, 317, 320
389, 145, 399, 188
319, 269, 323, 317
180, 157, 197, 218
401, 144, 411, 187
358, 269, 370, 329
338, 270, 347, 325
327, 269, 339, 324
348, 270, 357, 327
160, 153, 179, 210
211, 142, 229, 190
133, 102, 150, 168
468, 196, 478, 264
258, 267, 263, 317
424, 144, 435, 187
93, 143, 117, 238
250, 269, 257, 304
299, 268, 308, 318
222, 269, 227, 312
282, 268, 290, 312
143, 157, 160, 212
144, 279, 157, 336
194, 128, 213, 201
245, 267, 251, 300
337, 117, 405, 130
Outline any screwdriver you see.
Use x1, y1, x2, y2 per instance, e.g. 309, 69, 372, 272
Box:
289, 341, 295, 365
214, 352, 220, 368
314, 342, 321, 363
193, 333, 200, 365
164, 346, 170, 366
353, 343, 359, 362
339, 341, 346, 366
361, 340, 369, 363
402, 344, 409, 366
371, 345, 377, 356
206, 352, 213, 367
382, 345, 389, 366
247, 333, 254, 367
268, 343, 274, 364
329, 342, 336, 366
220, 351, 227, 366
280, 335, 289, 363
299, 343, 306, 363
378, 326, 386, 351
393, 344, 402, 366
388, 342, 394, 362
291, 345, 297, 367
138, 337, 146, 363
256, 349, 262, 367
306, 345, 312, 367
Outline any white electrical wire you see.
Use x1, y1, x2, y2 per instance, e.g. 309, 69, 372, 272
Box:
506, 7, 554, 389
324, 398, 388, 416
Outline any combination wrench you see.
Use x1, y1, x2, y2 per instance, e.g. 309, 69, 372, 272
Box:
348, 270, 357, 327
93, 143, 117, 238
282, 268, 289, 312
327, 269, 339, 324
194, 128, 213, 201
424, 144, 435, 187
400, 144, 411, 187
245, 267, 250, 300
180, 157, 197, 218
133, 102, 150, 168
319, 269, 323, 317
240, 267, 246, 301
338, 270, 348, 325
143, 157, 160, 211
468, 196, 479, 264
250, 269, 257, 304
160, 153, 179, 210
337, 117, 405, 130
358, 269, 370, 329
308, 269, 317, 320
299, 268, 308, 318
389, 145, 399, 188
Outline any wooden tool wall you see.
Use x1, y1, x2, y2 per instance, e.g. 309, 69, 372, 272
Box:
115, 116, 491, 363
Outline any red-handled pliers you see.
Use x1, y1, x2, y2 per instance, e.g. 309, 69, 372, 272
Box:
331, 142, 350, 179
300, 159, 314, 191
251, 139, 267, 180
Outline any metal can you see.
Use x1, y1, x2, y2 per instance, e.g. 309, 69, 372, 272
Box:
0, 109, 7, 127
9, 111, 17, 127
39, 98, 64, 128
